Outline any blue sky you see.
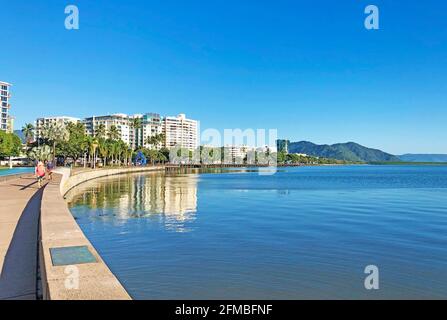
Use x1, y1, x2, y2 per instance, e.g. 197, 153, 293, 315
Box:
1, 0, 446, 154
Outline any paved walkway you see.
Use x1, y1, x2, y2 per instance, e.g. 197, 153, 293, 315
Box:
0, 174, 45, 300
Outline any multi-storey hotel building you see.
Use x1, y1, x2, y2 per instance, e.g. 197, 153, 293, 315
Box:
84, 114, 131, 145
35, 116, 81, 141
1, 81, 12, 133
132, 113, 163, 149
37, 112, 198, 150
163, 114, 198, 150
83, 113, 164, 149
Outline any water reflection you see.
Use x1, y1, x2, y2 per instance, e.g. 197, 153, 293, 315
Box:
66, 173, 198, 232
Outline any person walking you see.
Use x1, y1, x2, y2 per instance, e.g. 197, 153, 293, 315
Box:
35, 161, 46, 188
46, 160, 54, 181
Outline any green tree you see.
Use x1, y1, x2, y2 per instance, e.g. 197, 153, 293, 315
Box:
0, 132, 22, 167
40, 122, 70, 164
28, 145, 52, 162
145, 133, 166, 150
107, 125, 120, 141
95, 124, 106, 139
59, 122, 87, 165
98, 138, 109, 166
130, 117, 142, 148
21, 123, 35, 146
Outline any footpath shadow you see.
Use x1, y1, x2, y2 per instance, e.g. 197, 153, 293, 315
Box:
0, 187, 44, 300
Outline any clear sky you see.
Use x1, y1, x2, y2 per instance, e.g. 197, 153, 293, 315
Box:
1, 0, 446, 154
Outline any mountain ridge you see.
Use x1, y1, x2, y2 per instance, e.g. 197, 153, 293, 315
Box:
288, 141, 401, 162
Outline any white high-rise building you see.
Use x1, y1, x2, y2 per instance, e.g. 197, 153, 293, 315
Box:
0, 81, 12, 133
35, 116, 81, 140
83, 114, 131, 144
163, 114, 198, 150
131, 113, 163, 149
83, 113, 163, 148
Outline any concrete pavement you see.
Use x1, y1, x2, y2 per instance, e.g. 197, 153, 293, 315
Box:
0, 174, 44, 300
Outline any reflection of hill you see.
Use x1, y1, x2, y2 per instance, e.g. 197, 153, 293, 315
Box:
65, 173, 198, 230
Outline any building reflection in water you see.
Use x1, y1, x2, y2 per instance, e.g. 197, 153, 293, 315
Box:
66, 173, 199, 232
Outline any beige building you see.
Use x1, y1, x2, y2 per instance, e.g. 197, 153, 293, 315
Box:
163, 114, 198, 150
35, 116, 81, 140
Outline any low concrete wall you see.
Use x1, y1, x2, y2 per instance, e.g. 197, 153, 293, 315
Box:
61, 166, 165, 195
39, 166, 165, 300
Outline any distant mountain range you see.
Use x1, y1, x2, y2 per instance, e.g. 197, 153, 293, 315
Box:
398, 154, 447, 163
288, 141, 401, 162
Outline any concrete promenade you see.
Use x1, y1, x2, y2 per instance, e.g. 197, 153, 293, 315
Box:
1, 166, 164, 300
0, 174, 43, 300
39, 173, 132, 300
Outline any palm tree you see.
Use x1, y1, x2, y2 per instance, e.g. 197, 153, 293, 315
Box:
108, 140, 118, 166
156, 133, 166, 148
40, 123, 69, 165
145, 133, 165, 150
107, 125, 120, 141
28, 145, 52, 162
98, 139, 109, 166
88, 137, 99, 169
95, 124, 106, 139
116, 140, 127, 166
21, 123, 35, 146
130, 117, 142, 149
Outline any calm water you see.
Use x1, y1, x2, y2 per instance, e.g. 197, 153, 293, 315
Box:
67, 165, 447, 299
0, 167, 33, 176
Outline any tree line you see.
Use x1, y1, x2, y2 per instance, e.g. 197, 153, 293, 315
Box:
21, 122, 169, 167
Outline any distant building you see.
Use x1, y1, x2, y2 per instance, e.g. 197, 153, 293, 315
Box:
276, 139, 290, 153
163, 114, 198, 150
35, 112, 198, 150
224, 145, 253, 163
84, 114, 131, 145
84, 113, 163, 149
0, 81, 13, 133
35, 116, 81, 140
132, 113, 163, 149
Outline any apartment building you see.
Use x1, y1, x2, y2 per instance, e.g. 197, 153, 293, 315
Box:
84, 113, 163, 148
1, 81, 12, 132
35, 112, 198, 150
83, 114, 130, 144
132, 113, 163, 149
224, 145, 253, 163
35, 116, 81, 140
163, 114, 198, 150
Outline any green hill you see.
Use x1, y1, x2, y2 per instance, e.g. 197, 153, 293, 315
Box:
288, 141, 401, 162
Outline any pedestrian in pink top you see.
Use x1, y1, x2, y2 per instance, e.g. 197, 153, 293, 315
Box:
35, 161, 46, 188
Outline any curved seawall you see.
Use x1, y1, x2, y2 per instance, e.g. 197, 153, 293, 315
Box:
39, 166, 164, 300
